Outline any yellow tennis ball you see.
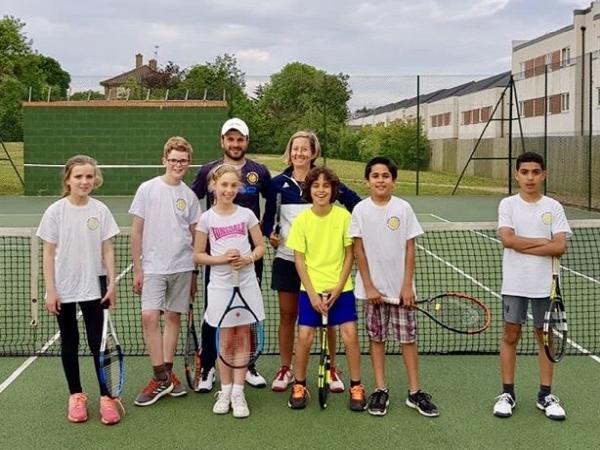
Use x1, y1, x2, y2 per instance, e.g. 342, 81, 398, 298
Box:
435, 303, 441, 311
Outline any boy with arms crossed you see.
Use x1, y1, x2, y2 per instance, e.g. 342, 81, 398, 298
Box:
493, 152, 570, 421
352, 156, 439, 417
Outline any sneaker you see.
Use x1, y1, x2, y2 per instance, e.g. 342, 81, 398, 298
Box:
195, 366, 216, 393
134, 378, 174, 406
493, 392, 516, 418
349, 384, 367, 411
329, 367, 345, 393
169, 372, 187, 397
100, 396, 122, 425
271, 366, 295, 392
406, 390, 440, 417
288, 383, 310, 409
231, 393, 250, 418
67, 393, 88, 423
245, 365, 267, 388
367, 389, 389, 416
536, 394, 566, 421
212, 390, 231, 415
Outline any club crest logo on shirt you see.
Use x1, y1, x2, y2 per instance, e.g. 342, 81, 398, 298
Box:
86, 217, 100, 230
176, 198, 187, 211
246, 171, 259, 185
541, 212, 553, 225
386, 216, 400, 231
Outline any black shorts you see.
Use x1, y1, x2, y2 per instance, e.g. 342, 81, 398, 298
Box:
271, 257, 301, 293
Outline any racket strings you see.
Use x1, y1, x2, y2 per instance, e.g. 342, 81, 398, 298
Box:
432, 296, 487, 331
547, 305, 567, 356
218, 321, 262, 368
100, 335, 123, 398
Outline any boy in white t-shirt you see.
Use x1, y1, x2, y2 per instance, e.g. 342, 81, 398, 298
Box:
493, 152, 571, 421
130, 136, 201, 406
351, 156, 439, 418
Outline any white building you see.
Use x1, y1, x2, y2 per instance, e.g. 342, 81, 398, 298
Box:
348, 1, 600, 139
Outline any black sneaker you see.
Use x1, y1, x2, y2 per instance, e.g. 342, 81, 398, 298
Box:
288, 383, 310, 409
367, 389, 389, 416
406, 390, 439, 417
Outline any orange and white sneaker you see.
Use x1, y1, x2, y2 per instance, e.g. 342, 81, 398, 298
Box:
100, 396, 123, 425
68, 393, 88, 423
329, 368, 345, 393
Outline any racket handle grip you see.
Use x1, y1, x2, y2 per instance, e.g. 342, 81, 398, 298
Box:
232, 269, 240, 287
382, 296, 401, 305
320, 292, 330, 325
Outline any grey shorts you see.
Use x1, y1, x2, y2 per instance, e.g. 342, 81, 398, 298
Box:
502, 295, 551, 329
141, 272, 193, 314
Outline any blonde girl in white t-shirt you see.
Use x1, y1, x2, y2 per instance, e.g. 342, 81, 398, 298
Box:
194, 164, 265, 418
36, 155, 121, 425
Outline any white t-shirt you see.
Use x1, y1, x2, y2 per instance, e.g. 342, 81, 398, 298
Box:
196, 206, 264, 326
36, 197, 120, 303
129, 176, 201, 275
498, 194, 572, 297
351, 196, 423, 299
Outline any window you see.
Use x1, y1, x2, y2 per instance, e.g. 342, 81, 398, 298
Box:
561, 92, 570, 111
561, 47, 571, 67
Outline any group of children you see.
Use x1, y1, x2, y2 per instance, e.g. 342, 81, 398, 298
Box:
38, 116, 569, 425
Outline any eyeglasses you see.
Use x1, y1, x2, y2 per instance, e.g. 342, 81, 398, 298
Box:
166, 158, 190, 166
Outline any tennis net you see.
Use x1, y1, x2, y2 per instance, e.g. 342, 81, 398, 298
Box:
1, 221, 599, 357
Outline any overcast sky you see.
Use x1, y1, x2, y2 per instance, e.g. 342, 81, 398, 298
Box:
3, 0, 591, 109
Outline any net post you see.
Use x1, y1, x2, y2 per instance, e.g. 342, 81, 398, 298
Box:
30, 231, 39, 328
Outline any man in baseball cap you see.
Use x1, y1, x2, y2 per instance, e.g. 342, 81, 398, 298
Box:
221, 118, 249, 137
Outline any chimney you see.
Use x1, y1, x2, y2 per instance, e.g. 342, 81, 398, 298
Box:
149, 59, 157, 70
135, 53, 143, 68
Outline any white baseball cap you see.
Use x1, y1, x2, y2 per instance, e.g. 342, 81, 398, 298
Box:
221, 118, 249, 137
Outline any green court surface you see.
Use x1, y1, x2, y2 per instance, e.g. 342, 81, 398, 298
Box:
1, 355, 600, 449
1, 195, 600, 448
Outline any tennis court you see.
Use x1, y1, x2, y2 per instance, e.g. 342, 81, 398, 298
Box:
1, 195, 600, 449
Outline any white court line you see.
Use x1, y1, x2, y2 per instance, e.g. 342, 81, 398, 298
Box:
0, 264, 133, 395
427, 213, 600, 364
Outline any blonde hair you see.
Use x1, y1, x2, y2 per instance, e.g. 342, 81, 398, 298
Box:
62, 155, 103, 196
207, 164, 242, 192
282, 130, 321, 166
163, 136, 193, 159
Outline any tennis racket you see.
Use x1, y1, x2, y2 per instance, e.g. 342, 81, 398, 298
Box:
184, 300, 202, 390
274, 192, 282, 235
216, 269, 264, 369
383, 292, 491, 334
98, 275, 125, 399
318, 293, 331, 410
543, 257, 567, 363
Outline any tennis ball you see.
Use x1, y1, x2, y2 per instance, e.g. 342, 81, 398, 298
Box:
435, 303, 441, 311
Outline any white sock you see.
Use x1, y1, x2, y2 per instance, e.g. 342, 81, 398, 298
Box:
221, 384, 233, 396
232, 384, 245, 397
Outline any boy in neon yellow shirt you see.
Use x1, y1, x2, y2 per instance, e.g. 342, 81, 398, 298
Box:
285, 166, 365, 411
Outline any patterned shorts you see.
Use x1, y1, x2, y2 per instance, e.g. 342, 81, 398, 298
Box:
365, 302, 417, 343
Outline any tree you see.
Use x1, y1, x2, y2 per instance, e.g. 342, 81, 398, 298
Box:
0, 16, 31, 76
181, 53, 246, 102
254, 62, 352, 154
142, 60, 182, 90
0, 16, 71, 139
